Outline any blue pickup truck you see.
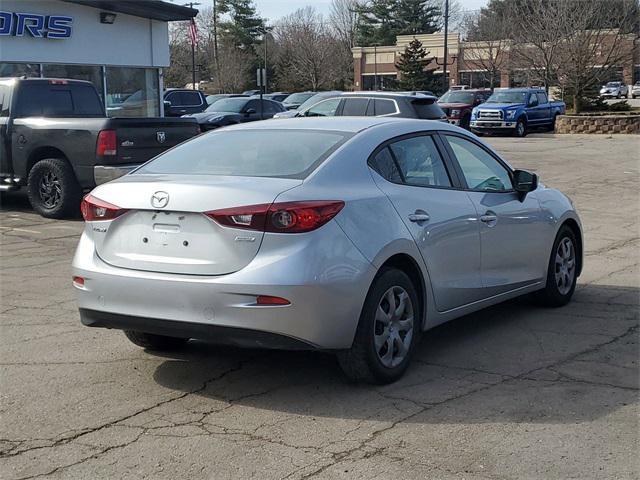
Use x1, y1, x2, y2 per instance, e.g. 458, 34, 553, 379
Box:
470, 88, 566, 137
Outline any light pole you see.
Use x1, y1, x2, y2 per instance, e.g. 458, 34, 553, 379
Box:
442, 0, 449, 91
373, 44, 379, 90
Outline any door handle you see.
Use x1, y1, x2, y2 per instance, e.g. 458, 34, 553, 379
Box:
408, 211, 430, 223
480, 212, 498, 225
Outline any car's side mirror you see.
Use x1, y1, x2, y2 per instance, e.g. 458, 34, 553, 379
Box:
164, 100, 172, 108
245, 108, 257, 115
513, 169, 538, 199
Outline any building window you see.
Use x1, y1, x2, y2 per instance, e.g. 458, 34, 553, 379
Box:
460, 71, 501, 89
106, 67, 159, 117
0, 63, 40, 77
42, 64, 104, 102
362, 74, 397, 91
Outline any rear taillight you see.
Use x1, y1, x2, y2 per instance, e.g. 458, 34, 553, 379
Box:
96, 129, 117, 156
206, 201, 345, 233
81, 194, 127, 221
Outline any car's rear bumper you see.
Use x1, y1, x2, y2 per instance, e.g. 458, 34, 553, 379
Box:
72, 221, 376, 350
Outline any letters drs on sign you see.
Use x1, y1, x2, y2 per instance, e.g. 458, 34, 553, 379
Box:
0, 11, 73, 38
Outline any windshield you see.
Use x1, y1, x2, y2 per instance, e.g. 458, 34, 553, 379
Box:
486, 91, 527, 104
606, 82, 621, 87
136, 129, 351, 179
439, 91, 475, 104
205, 98, 247, 112
283, 92, 315, 105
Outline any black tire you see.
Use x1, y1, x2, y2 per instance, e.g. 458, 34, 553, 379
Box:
337, 268, 420, 384
124, 330, 189, 350
27, 158, 82, 219
533, 225, 578, 307
460, 114, 471, 130
548, 113, 559, 132
514, 118, 527, 137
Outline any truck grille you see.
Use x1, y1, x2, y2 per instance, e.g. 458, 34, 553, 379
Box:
478, 110, 503, 119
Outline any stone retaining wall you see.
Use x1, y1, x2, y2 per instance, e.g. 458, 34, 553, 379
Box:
556, 114, 640, 134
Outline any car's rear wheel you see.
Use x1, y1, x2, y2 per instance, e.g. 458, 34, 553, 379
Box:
533, 225, 578, 307
124, 330, 189, 350
337, 268, 419, 384
27, 158, 82, 219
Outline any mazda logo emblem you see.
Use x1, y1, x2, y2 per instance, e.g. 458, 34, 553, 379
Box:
150, 191, 169, 209
156, 131, 166, 143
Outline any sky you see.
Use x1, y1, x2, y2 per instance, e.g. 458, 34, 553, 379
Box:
252, 0, 489, 22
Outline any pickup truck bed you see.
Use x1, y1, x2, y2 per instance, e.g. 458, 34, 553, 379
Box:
0, 78, 200, 218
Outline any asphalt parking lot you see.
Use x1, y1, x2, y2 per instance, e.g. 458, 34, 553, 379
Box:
1, 134, 638, 480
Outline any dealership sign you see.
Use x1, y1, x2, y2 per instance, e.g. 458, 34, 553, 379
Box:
0, 11, 72, 39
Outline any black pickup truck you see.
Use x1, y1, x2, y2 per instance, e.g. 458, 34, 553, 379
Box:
0, 78, 200, 218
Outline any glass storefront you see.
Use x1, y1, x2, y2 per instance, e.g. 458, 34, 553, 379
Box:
106, 67, 159, 117
0, 62, 160, 118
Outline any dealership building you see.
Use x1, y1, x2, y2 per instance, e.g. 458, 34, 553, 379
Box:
0, 0, 197, 116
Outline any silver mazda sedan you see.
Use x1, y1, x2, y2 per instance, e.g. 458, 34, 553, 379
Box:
73, 117, 582, 384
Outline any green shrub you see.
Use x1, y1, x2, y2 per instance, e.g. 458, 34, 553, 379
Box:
608, 100, 632, 111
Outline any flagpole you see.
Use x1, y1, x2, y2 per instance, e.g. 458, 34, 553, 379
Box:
184, 2, 201, 89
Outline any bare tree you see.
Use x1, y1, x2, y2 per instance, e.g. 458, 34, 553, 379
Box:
509, 0, 566, 92
460, 8, 510, 88
554, 0, 638, 112
274, 7, 343, 91
330, 0, 362, 49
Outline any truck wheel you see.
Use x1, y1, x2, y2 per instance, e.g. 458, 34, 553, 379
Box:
514, 118, 527, 137
27, 158, 82, 219
461, 114, 471, 130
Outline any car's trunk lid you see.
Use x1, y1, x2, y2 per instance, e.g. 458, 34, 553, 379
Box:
92, 174, 301, 275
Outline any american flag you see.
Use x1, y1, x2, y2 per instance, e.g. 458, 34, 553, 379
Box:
188, 18, 198, 46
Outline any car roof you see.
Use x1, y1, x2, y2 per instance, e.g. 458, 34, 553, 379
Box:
342, 91, 438, 100
223, 116, 440, 134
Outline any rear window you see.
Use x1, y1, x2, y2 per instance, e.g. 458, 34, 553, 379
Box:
15, 83, 103, 117
411, 99, 446, 119
136, 129, 351, 179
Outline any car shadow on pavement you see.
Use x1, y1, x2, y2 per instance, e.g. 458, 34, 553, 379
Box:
150, 282, 638, 425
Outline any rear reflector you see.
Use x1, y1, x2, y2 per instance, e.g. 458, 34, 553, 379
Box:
256, 295, 290, 306
81, 194, 128, 221
206, 201, 344, 233
72, 276, 85, 287
96, 129, 117, 156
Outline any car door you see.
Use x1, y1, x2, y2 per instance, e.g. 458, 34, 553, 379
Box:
368, 133, 483, 312
536, 91, 551, 123
440, 133, 548, 296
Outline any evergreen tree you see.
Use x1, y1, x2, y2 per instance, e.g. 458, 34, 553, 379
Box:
219, 0, 264, 49
355, 0, 441, 47
395, 38, 436, 91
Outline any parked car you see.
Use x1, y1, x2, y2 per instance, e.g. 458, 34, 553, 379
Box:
183, 97, 286, 131
272, 91, 342, 119
438, 89, 492, 129
206, 93, 248, 105
294, 92, 448, 121
74, 117, 583, 384
470, 88, 566, 137
282, 91, 318, 110
599, 81, 628, 99
630, 81, 640, 99
0, 77, 200, 218
163, 89, 208, 116
263, 92, 290, 102
242, 89, 261, 96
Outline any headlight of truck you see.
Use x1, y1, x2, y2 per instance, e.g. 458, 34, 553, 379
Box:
506, 110, 516, 119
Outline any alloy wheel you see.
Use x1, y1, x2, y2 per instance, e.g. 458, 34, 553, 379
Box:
374, 286, 414, 368
38, 171, 62, 209
555, 237, 576, 295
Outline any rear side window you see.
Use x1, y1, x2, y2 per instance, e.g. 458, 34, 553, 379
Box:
411, 99, 446, 119
537, 92, 548, 104
15, 83, 103, 117
370, 135, 451, 188
341, 98, 369, 116
374, 99, 397, 115
137, 129, 350, 179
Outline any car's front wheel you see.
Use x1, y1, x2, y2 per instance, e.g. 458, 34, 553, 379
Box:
337, 268, 419, 384
124, 330, 189, 350
514, 118, 527, 137
534, 225, 578, 307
